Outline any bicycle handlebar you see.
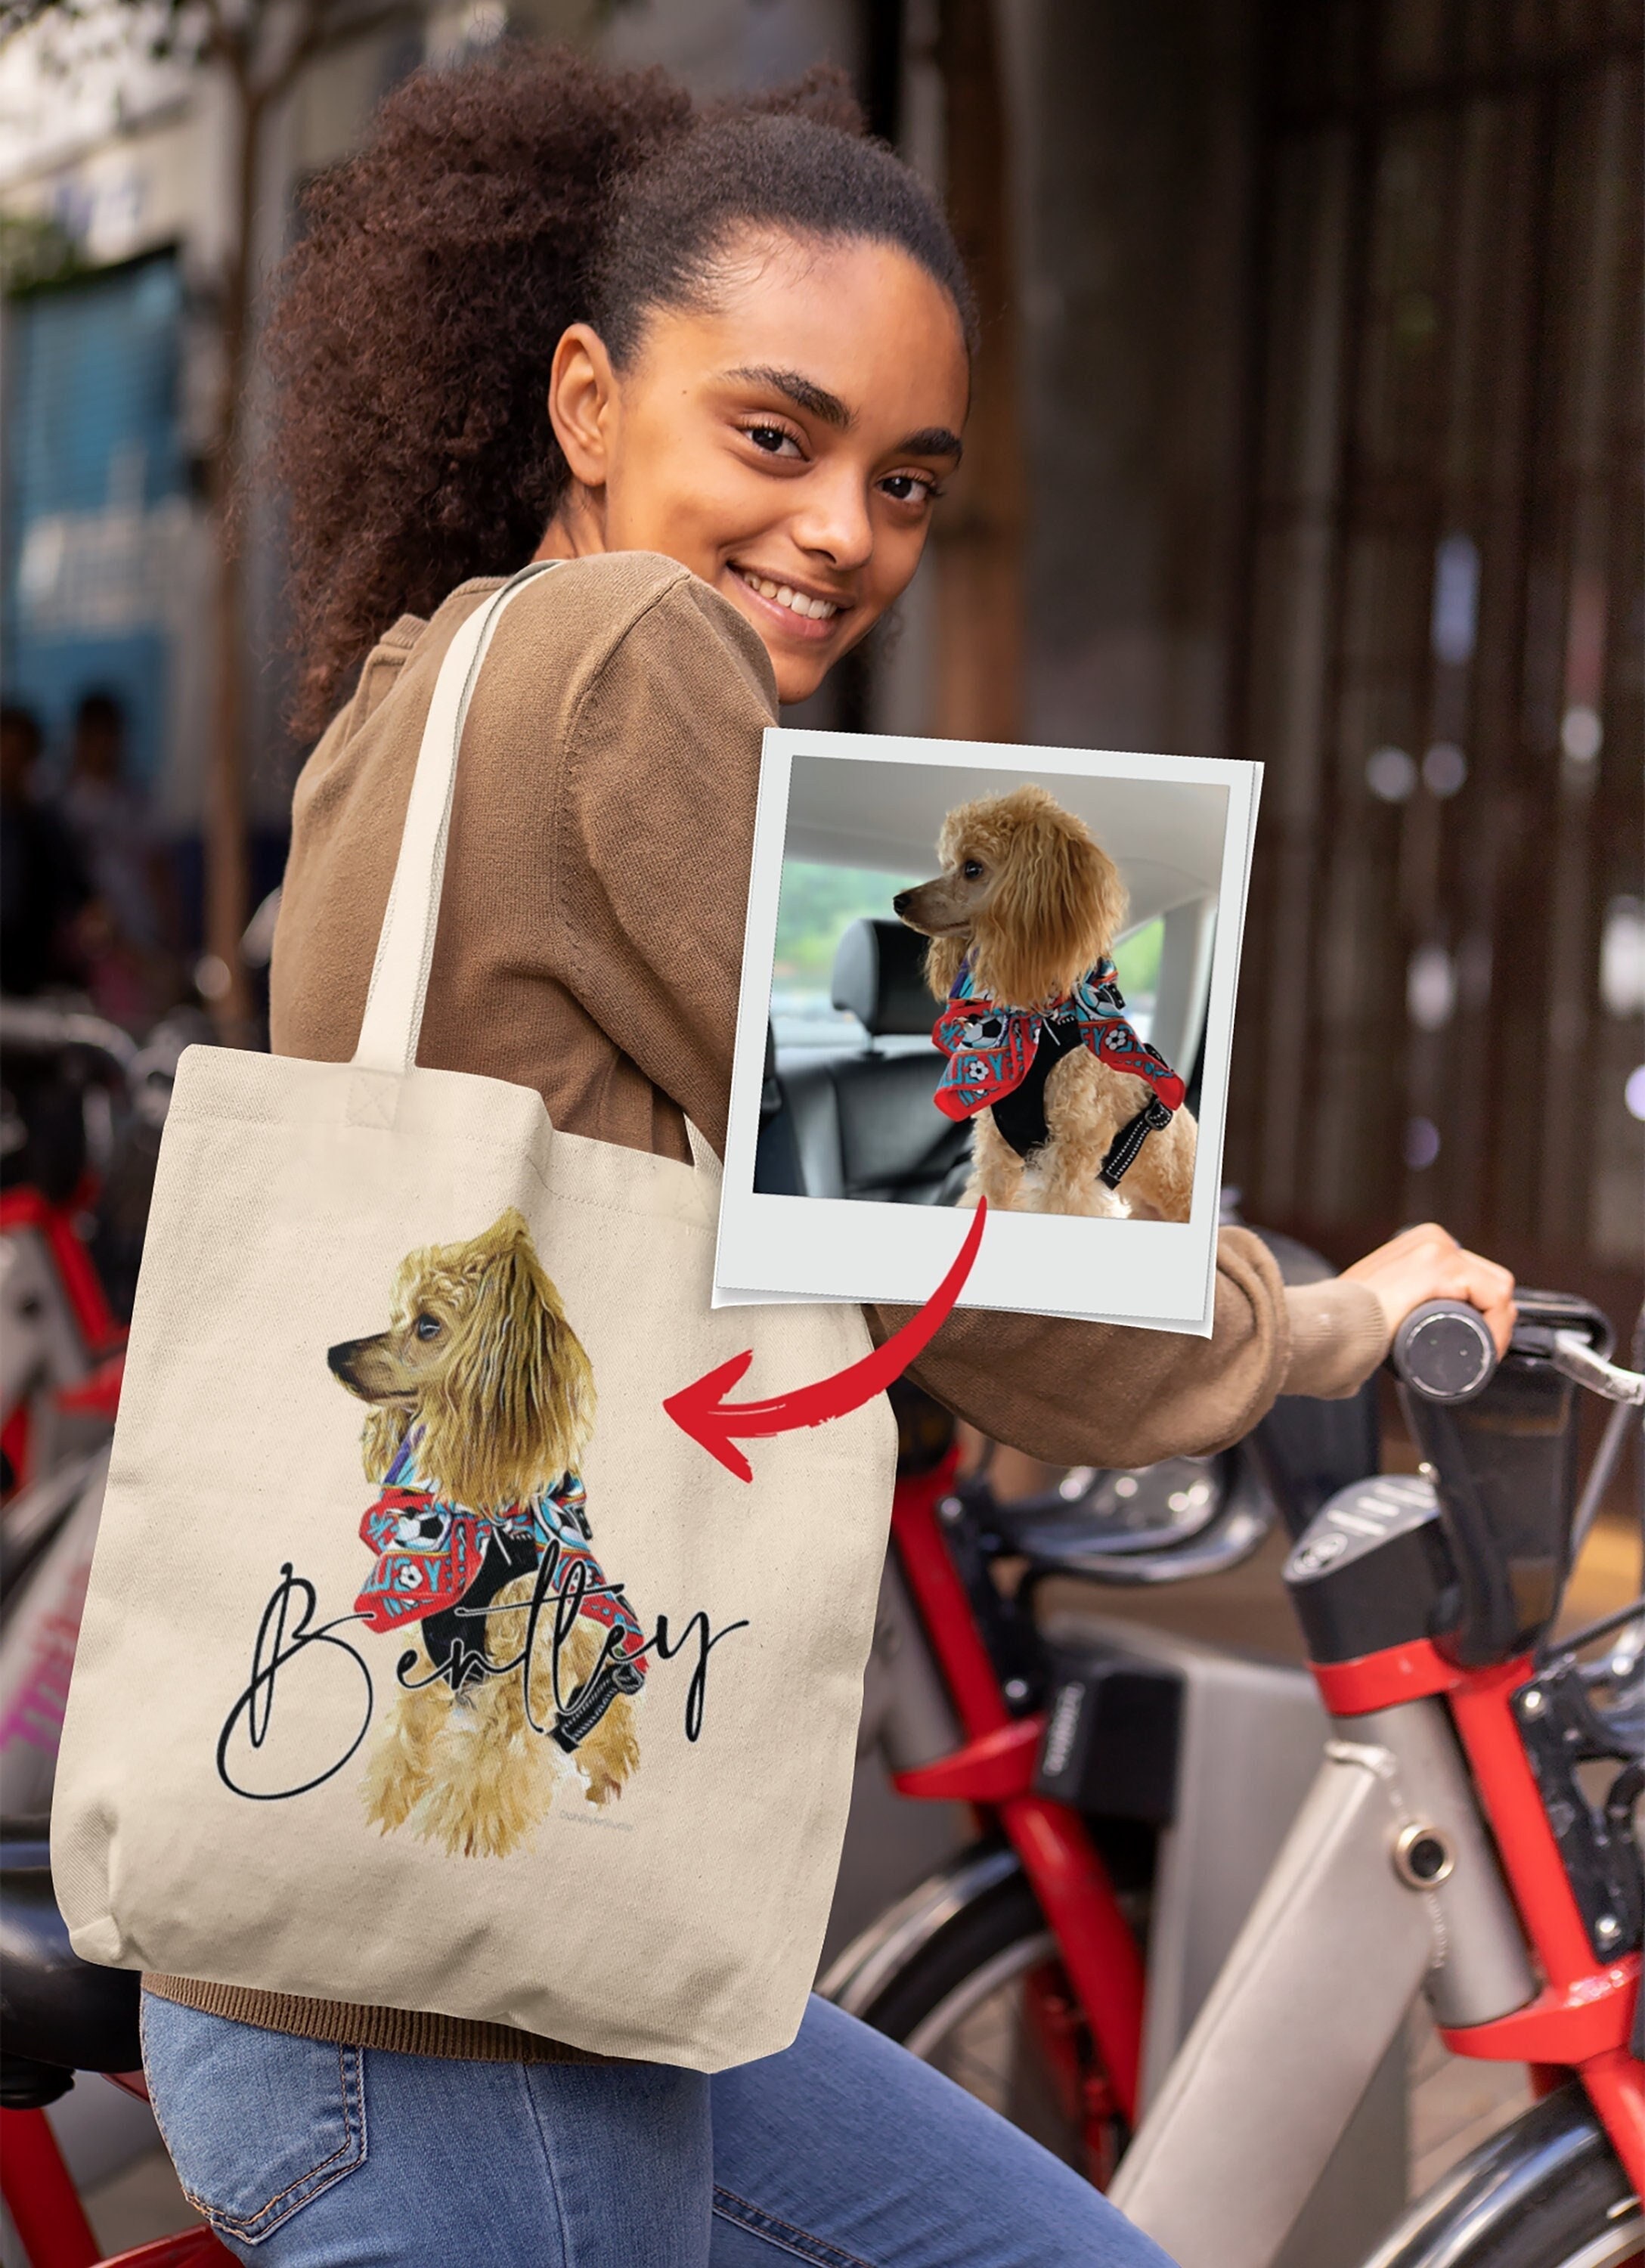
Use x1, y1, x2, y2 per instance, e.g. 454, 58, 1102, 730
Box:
1391, 1300, 1498, 1405
1393, 1295, 1645, 1412
1550, 1331, 1645, 1408
0, 997, 136, 1080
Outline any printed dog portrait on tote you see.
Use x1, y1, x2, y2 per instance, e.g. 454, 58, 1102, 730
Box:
327, 1210, 645, 1859
897, 785, 1197, 1222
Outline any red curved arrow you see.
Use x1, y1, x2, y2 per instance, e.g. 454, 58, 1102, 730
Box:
665, 1201, 989, 1481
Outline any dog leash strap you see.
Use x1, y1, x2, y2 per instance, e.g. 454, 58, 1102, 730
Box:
352, 561, 561, 1077
1098, 1097, 1174, 1190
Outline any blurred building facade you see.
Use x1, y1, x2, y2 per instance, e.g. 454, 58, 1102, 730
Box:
2, 0, 1640, 1275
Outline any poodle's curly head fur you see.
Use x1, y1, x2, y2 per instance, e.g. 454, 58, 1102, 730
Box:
328, 1209, 595, 1513
896, 784, 1128, 1008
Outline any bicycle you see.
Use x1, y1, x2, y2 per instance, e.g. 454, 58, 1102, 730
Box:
827, 1292, 1643, 2266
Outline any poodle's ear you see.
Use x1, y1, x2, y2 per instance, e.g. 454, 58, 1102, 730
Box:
925, 935, 967, 1002
979, 816, 1127, 1005
435, 1212, 596, 1510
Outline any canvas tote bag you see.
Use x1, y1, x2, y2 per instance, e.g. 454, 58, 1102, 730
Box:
53, 563, 897, 2071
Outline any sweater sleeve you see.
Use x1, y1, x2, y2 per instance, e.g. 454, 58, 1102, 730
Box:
872, 1238, 1390, 1468
545, 564, 778, 1151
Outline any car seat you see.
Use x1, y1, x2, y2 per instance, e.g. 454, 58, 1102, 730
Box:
762, 920, 974, 1204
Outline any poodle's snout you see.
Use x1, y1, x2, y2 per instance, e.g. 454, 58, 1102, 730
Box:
327, 1330, 412, 1401
895, 876, 974, 939
326, 1334, 375, 1394
327, 1334, 370, 1385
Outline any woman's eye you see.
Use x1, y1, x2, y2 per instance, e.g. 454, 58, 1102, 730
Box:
881, 472, 939, 505
962, 860, 985, 881
745, 424, 802, 458
414, 1315, 442, 1340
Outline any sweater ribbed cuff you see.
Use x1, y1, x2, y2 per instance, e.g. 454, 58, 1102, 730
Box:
1280, 1278, 1389, 1401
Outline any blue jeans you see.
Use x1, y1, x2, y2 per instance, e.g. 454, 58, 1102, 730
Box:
141, 1992, 1176, 2266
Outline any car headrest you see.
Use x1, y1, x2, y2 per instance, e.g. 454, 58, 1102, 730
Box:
832, 919, 936, 1038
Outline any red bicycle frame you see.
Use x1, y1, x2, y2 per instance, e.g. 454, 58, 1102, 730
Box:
888, 1451, 1147, 2130
0, 2099, 236, 2268
0, 1185, 125, 1497
890, 1454, 1643, 2195
1316, 1635, 1643, 2193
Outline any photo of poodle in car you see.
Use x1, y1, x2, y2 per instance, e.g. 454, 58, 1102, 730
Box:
327, 1209, 645, 1860
895, 785, 1198, 1222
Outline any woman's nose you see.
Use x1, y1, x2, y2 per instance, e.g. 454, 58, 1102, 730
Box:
790, 469, 874, 570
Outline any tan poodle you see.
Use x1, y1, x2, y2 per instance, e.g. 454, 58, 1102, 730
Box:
894, 785, 1197, 1222
328, 1209, 643, 1859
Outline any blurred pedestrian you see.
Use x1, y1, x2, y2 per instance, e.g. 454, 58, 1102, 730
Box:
0, 702, 91, 998
61, 690, 180, 1027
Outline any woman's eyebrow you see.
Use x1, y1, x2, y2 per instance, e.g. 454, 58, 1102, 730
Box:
722, 368, 962, 462
726, 366, 853, 427
898, 426, 964, 460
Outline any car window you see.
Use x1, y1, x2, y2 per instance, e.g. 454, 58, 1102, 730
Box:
770, 858, 1168, 1052
1111, 916, 1162, 1044
770, 860, 928, 1048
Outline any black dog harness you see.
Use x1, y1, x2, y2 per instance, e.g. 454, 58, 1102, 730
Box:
988, 1017, 1175, 1181
932, 956, 1185, 1185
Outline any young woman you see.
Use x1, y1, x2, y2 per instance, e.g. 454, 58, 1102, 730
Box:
139, 49, 1514, 2268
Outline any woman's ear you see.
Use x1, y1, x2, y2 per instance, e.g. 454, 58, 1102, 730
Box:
547, 323, 621, 497
981, 822, 1127, 1005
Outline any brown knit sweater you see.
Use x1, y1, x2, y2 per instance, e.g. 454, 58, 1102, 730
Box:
147, 553, 1387, 2062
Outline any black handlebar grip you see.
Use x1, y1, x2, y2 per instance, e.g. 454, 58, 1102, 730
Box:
1392, 1300, 1498, 1404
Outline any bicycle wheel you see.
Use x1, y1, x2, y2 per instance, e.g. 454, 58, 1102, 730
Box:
834, 1852, 1124, 2183
1362, 2084, 1641, 2268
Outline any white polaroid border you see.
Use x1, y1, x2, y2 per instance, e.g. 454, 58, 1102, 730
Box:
713, 729, 1262, 1334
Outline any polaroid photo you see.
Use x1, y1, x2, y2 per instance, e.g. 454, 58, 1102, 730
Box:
714, 729, 1261, 1334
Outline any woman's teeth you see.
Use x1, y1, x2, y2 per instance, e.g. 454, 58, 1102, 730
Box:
739, 570, 838, 621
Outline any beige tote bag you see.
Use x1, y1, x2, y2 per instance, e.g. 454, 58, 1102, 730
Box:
53, 564, 897, 2071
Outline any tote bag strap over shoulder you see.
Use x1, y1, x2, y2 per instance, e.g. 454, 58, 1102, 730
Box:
349, 560, 721, 1174
353, 564, 558, 1079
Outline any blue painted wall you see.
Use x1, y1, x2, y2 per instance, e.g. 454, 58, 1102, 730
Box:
2, 249, 185, 790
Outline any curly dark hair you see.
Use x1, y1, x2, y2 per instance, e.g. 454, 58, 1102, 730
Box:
263, 48, 974, 739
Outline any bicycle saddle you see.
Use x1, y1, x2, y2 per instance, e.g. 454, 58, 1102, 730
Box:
983, 1448, 1277, 1587
1, 1839, 141, 2105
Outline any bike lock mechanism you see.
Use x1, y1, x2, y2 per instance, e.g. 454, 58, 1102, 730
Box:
1388, 1297, 1642, 1969
1391, 1290, 1615, 1667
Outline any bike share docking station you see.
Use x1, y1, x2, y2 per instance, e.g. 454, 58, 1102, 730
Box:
841, 1419, 1414, 2268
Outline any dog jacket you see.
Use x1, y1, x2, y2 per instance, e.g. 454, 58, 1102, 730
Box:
355, 1435, 646, 1695
932, 956, 1186, 1178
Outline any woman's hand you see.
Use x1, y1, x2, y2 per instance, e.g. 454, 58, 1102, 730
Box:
1341, 1223, 1517, 1357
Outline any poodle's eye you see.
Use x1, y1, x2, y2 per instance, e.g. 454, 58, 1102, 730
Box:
414, 1315, 443, 1341
962, 860, 985, 881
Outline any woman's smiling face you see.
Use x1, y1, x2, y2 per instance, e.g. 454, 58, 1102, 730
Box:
540, 231, 970, 704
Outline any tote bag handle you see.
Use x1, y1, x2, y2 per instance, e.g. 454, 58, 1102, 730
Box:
352, 564, 558, 1078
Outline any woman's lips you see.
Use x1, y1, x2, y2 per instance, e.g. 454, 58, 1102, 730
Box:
730, 565, 847, 642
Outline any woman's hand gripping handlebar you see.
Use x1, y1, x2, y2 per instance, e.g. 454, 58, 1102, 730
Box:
1342, 1221, 1517, 1365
